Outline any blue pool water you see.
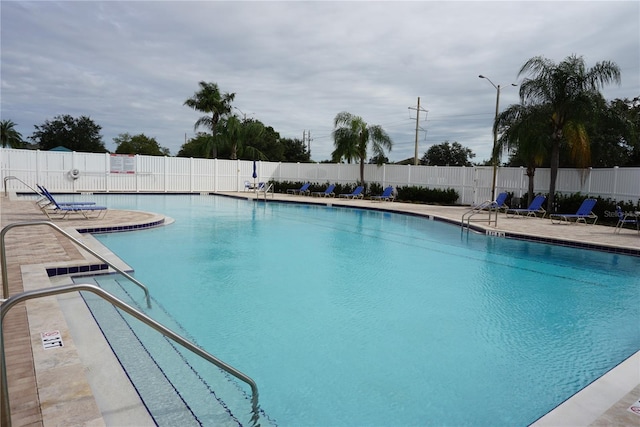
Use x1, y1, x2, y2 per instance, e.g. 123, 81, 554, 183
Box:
90, 194, 639, 426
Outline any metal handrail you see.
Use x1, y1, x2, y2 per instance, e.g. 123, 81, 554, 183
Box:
256, 183, 274, 200
1, 221, 152, 308
461, 200, 499, 231
3, 176, 40, 197
0, 283, 261, 427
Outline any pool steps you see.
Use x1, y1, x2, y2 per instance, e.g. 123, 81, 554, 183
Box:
78, 275, 273, 426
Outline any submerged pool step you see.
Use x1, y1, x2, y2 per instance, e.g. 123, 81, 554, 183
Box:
77, 276, 248, 427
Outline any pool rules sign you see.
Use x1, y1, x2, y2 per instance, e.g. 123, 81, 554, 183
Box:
41, 330, 64, 350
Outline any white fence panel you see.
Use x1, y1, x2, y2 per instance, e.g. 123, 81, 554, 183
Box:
1, 148, 638, 204
613, 167, 640, 202
192, 158, 216, 192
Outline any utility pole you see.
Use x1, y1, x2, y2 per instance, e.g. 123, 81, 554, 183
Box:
303, 130, 312, 158
408, 97, 428, 165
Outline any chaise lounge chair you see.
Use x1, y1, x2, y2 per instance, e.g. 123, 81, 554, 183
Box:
490, 192, 509, 211
311, 184, 336, 198
505, 195, 546, 218
37, 185, 97, 208
338, 186, 364, 199
38, 187, 107, 220
371, 186, 394, 202
614, 205, 639, 233
287, 182, 311, 196
549, 198, 598, 224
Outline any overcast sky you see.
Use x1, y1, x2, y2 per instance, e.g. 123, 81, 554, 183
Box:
2, 1, 638, 162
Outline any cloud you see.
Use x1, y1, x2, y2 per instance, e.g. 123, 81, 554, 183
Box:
2, 1, 638, 163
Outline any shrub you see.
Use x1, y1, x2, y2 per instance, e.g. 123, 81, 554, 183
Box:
396, 186, 459, 205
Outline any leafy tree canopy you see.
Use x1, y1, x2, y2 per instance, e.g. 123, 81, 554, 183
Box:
29, 114, 107, 152
113, 133, 170, 156
281, 137, 311, 163
332, 111, 393, 184
177, 133, 212, 158
421, 141, 475, 166
515, 54, 620, 207
184, 81, 235, 158
1, 119, 24, 148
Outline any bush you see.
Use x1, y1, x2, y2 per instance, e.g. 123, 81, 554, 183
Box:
273, 181, 458, 205
396, 186, 459, 205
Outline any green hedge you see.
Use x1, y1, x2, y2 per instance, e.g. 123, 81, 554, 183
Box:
396, 186, 459, 205
274, 181, 459, 205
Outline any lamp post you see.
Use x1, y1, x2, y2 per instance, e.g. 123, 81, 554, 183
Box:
234, 106, 255, 122
479, 75, 516, 201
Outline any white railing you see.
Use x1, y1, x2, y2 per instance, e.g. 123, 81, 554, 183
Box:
1, 148, 638, 205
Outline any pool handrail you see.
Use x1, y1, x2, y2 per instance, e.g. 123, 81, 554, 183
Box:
461, 200, 499, 231
256, 182, 274, 200
0, 221, 152, 308
3, 176, 40, 197
0, 283, 261, 427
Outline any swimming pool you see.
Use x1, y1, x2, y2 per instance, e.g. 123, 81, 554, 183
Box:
89, 194, 639, 426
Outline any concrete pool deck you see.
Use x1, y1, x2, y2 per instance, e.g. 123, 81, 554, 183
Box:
1, 191, 638, 426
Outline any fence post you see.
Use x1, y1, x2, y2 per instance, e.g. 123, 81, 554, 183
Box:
612, 166, 618, 200
36, 150, 42, 189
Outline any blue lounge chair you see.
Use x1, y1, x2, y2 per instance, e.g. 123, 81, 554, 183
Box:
39, 188, 107, 220
490, 192, 509, 211
37, 185, 97, 208
549, 198, 598, 224
371, 186, 394, 202
311, 184, 335, 198
338, 186, 364, 199
287, 183, 311, 196
506, 195, 546, 218
614, 206, 639, 234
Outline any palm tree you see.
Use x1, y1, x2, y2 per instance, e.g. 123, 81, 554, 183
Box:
332, 112, 393, 185
184, 82, 235, 158
516, 54, 621, 207
0, 119, 24, 148
495, 104, 550, 206
218, 115, 266, 160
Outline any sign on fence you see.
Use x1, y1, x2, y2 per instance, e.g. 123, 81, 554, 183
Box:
110, 154, 136, 174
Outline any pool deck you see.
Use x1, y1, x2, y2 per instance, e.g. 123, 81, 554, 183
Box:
1, 191, 638, 426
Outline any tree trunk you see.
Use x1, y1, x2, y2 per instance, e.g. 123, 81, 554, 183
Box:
526, 167, 535, 206
359, 158, 365, 186
548, 138, 560, 210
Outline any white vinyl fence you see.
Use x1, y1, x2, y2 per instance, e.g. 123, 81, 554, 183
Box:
2, 148, 638, 205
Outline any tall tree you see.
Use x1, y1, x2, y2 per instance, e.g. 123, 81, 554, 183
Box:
0, 119, 24, 148
281, 137, 311, 162
183, 81, 235, 158
29, 115, 106, 152
587, 97, 639, 167
421, 141, 475, 166
516, 54, 621, 207
113, 133, 170, 156
217, 115, 266, 160
495, 104, 550, 206
332, 111, 393, 185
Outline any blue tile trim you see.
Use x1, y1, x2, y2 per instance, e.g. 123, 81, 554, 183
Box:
76, 218, 165, 234
47, 263, 108, 277
45, 218, 165, 277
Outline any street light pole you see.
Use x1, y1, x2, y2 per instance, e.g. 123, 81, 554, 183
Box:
479, 75, 516, 201
234, 106, 247, 121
